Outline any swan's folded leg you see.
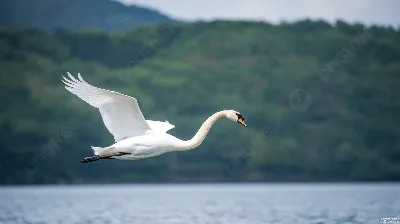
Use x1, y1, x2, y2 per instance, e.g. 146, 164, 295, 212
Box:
80, 155, 100, 163
80, 152, 130, 163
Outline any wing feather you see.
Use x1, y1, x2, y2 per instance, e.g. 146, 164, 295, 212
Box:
63, 72, 152, 142
146, 120, 175, 133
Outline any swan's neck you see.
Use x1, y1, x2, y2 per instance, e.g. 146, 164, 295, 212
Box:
177, 111, 225, 151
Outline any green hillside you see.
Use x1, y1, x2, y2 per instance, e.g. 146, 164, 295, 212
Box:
0, 0, 175, 32
1, 20, 400, 184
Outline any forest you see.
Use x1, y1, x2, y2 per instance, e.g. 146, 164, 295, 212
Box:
0, 0, 174, 32
0, 20, 399, 184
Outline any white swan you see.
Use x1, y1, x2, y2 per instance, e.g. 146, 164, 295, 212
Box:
62, 72, 248, 163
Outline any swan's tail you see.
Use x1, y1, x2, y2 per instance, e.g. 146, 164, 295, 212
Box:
91, 146, 105, 155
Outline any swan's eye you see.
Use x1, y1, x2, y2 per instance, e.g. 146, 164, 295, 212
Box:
235, 113, 247, 127
236, 113, 243, 120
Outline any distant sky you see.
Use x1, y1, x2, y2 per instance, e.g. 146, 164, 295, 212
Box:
117, 0, 399, 27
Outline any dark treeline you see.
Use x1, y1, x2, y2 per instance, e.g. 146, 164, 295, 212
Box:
0, 20, 400, 184
0, 0, 174, 32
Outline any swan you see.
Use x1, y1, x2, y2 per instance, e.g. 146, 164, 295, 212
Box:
62, 72, 248, 163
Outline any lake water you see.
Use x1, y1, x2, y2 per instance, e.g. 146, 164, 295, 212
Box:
0, 183, 398, 224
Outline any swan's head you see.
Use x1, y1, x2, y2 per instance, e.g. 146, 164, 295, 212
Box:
223, 110, 248, 127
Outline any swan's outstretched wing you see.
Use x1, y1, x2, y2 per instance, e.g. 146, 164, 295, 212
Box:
62, 72, 152, 142
146, 120, 175, 133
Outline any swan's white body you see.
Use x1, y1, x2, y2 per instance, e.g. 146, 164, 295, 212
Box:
62, 72, 247, 161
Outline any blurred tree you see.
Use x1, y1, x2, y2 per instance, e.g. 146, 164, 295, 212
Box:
0, 20, 399, 184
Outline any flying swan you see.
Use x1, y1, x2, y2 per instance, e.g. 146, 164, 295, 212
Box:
62, 72, 248, 163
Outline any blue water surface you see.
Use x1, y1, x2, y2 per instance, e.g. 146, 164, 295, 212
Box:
0, 183, 398, 224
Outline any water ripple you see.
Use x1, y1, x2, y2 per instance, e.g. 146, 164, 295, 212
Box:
0, 183, 399, 224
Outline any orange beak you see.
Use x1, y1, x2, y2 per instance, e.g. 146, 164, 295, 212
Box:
238, 118, 248, 127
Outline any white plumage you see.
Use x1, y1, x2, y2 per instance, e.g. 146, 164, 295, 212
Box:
63, 73, 174, 141
62, 72, 247, 163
